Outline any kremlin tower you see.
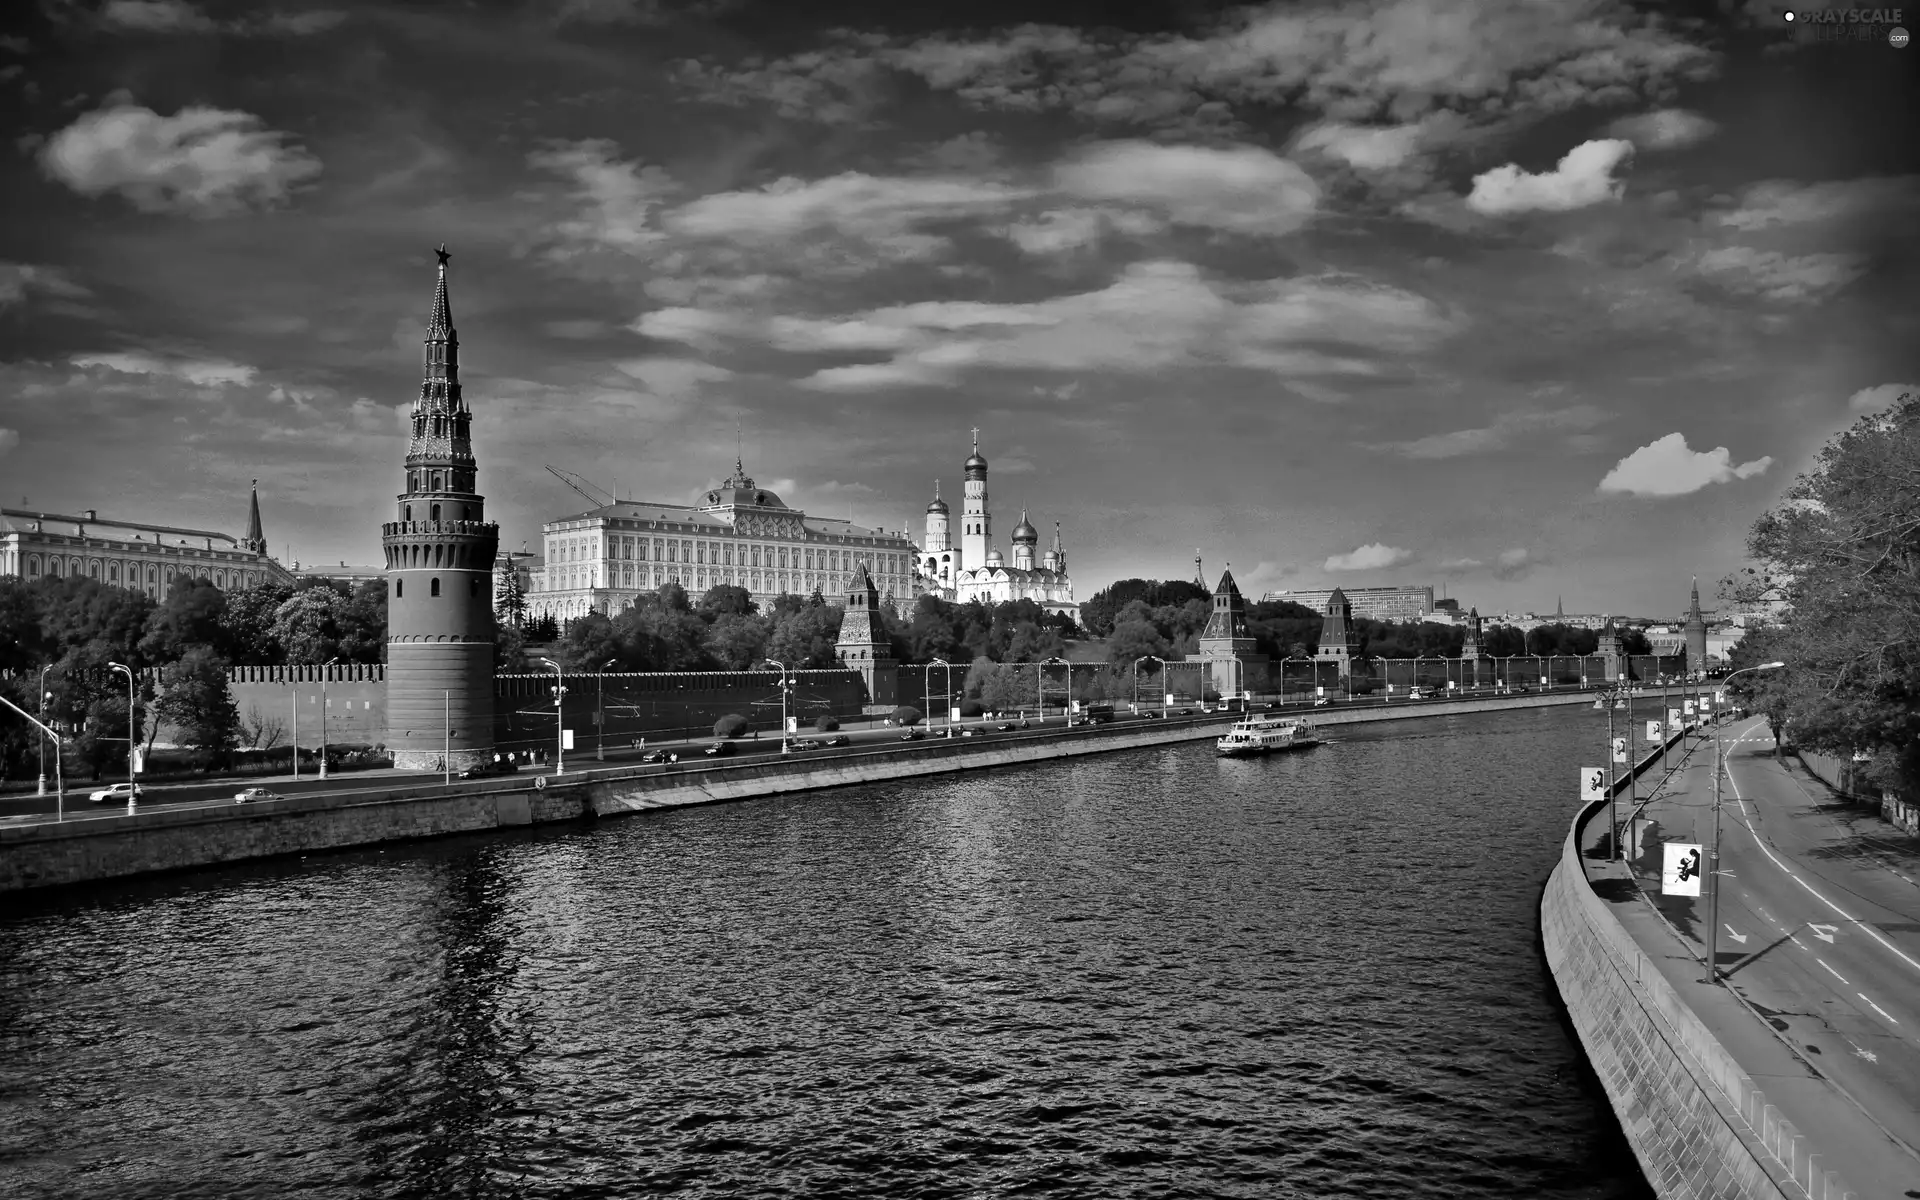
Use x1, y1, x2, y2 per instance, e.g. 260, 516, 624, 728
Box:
960, 428, 990, 572
382, 247, 500, 771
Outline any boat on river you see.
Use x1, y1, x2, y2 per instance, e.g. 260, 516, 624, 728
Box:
1215, 716, 1319, 757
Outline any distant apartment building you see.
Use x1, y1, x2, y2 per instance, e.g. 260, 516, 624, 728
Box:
1261, 584, 1434, 624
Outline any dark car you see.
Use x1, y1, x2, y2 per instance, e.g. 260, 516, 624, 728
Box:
822, 735, 851, 748
1142, 710, 1163, 719
640, 749, 670, 764
460, 757, 519, 779
899, 729, 924, 741
959, 727, 979, 738
1178, 707, 1193, 716
703, 741, 735, 757
995, 722, 1016, 731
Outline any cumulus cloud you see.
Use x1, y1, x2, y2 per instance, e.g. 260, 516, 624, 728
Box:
1324, 542, 1414, 572
1606, 108, 1718, 150
1847, 383, 1917, 413
1467, 139, 1634, 215
611, 357, 733, 397
1693, 246, 1862, 303
71, 352, 256, 387
1293, 121, 1428, 171
670, 172, 1028, 258
0, 428, 18, 456
1437, 557, 1484, 571
39, 100, 321, 217
1493, 548, 1537, 580
528, 139, 675, 255
1052, 141, 1319, 236
1597, 433, 1773, 496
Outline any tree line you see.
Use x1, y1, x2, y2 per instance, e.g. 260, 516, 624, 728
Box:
1723, 392, 1918, 797
0, 574, 386, 778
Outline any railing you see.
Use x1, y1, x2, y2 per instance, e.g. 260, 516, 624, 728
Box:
380, 520, 499, 537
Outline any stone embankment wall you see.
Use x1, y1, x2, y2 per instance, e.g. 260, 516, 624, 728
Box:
1, 689, 1599, 894
1541, 735, 1855, 1200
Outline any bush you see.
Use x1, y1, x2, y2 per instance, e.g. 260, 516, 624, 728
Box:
813, 714, 840, 732
890, 705, 922, 727
1202, 689, 1221, 702
960, 699, 984, 717
713, 713, 749, 739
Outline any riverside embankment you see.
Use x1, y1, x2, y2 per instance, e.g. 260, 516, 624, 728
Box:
2, 688, 1600, 893
1541, 726, 1865, 1200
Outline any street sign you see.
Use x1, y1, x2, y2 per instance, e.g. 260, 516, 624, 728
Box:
562, 729, 575, 750
1611, 737, 1628, 765
1580, 767, 1607, 803
1647, 720, 1663, 741
1662, 843, 1703, 896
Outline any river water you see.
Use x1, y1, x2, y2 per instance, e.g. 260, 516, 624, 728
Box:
0, 704, 1659, 1199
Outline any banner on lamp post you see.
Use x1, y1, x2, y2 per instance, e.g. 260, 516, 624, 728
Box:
1580, 768, 1607, 804
1683, 700, 1696, 716
562, 729, 575, 750
1662, 843, 1704, 897
1648, 720, 1663, 741
1668, 708, 1683, 729
1611, 737, 1627, 765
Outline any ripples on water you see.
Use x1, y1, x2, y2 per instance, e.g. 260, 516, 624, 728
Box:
0, 706, 1657, 1199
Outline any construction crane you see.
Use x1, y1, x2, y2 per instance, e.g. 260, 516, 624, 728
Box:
545, 465, 616, 509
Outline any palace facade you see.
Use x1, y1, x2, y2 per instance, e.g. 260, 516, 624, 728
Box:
526, 459, 921, 623
914, 432, 1076, 618
0, 484, 293, 597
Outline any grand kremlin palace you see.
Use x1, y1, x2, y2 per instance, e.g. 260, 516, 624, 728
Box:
1, 486, 291, 597
526, 460, 920, 623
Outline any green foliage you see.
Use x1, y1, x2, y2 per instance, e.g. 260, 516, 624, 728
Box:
704, 611, 771, 670
271, 586, 348, 664
495, 561, 528, 628
959, 699, 984, 717
494, 623, 529, 673
765, 603, 843, 669
713, 713, 748, 739
813, 714, 840, 732
890, 705, 921, 726
698, 584, 757, 617
139, 577, 228, 662
221, 581, 294, 665
155, 646, 241, 769
1724, 627, 1793, 753
1729, 392, 1920, 792
527, 613, 560, 642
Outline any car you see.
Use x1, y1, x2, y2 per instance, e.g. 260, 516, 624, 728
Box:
1142, 710, 1163, 719
822, 735, 851, 748
899, 729, 925, 741
996, 722, 1016, 731
459, 757, 519, 779
1312, 697, 1331, 708
640, 749, 670, 764
233, 786, 280, 803
959, 727, 979, 737
1177, 707, 1193, 716
89, 782, 142, 805
788, 738, 820, 751
703, 741, 736, 757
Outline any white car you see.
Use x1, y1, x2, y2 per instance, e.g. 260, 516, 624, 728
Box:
234, 787, 281, 804
88, 782, 143, 805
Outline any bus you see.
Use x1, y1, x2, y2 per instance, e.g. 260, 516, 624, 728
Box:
1079, 703, 1116, 725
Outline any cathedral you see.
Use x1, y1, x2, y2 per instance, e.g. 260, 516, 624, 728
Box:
914, 431, 1075, 618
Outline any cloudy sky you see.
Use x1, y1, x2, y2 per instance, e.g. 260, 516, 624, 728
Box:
2, 0, 1915, 616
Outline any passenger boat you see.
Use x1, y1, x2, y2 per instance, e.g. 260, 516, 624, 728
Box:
1215, 716, 1319, 757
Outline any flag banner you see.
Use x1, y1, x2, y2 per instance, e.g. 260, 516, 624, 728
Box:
1648, 720, 1663, 741
1580, 768, 1607, 803
1662, 843, 1704, 896
1668, 708, 1683, 728
1683, 700, 1696, 715
563, 729, 575, 750
1611, 737, 1628, 765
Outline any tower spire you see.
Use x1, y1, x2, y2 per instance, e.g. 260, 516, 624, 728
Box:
1194, 549, 1204, 588
735, 418, 744, 480
242, 478, 265, 554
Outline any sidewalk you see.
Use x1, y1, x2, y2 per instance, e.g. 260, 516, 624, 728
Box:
1581, 725, 1920, 1198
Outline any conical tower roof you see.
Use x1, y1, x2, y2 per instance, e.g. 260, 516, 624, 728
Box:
243, 479, 264, 552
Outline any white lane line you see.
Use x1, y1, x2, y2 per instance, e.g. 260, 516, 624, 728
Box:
1817, 958, 1851, 985
1722, 735, 1920, 978
1859, 993, 1900, 1024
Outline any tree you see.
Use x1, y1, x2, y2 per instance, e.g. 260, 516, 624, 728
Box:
813, 714, 839, 732
155, 647, 241, 769
704, 611, 770, 670
1729, 392, 1920, 792
698, 584, 756, 617
558, 611, 624, 671
139, 577, 228, 663
495, 623, 530, 673
338, 579, 388, 663
38, 575, 156, 667
221, 581, 294, 665
527, 613, 560, 642
713, 713, 749, 738
1724, 627, 1793, 755
496, 561, 527, 629
891, 705, 922, 726
239, 701, 289, 751
1107, 616, 1171, 666
271, 587, 349, 664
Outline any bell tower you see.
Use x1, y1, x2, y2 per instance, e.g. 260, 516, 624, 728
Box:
961, 429, 989, 573
382, 246, 500, 771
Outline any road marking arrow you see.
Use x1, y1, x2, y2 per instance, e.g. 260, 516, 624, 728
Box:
1851, 1041, 1878, 1063
1723, 925, 1749, 944
1810, 923, 1839, 943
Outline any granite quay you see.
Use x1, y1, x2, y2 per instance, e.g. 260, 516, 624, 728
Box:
0, 688, 1603, 893
1545, 709, 1920, 1198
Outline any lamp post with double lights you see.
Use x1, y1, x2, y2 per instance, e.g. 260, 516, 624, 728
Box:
538, 657, 567, 774
1135, 655, 1167, 718
597, 658, 617, 761
764, 659, 791, 753
37, 664, 52, 796
107, 662, 137, 803
1703, 660, 1785, 986
318, 657, 339, 779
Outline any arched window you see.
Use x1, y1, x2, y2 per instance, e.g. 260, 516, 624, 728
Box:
395, 578, 403, 598
404, 504, 412, 521
26, 555, 39, 576
433, 472, 443, 491
470, 577, 481, 598
430, 577, 440, 597
431, 503, 441, 521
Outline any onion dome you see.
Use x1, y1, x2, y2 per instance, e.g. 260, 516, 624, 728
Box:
964, 427, 987, 479
985, 548, 1003, 567
1012, 510, 1038, 543
927, 479, 948, 514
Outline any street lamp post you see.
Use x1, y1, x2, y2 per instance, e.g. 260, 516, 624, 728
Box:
0, 695, 64, 818
290, 683, 299, 782
108, 663, 136, 802
1704, 660, 1785, 985
443, 690, 451, 785
597, 658, 617, 761
1136, 655, 1167, 718
319, 657, 339, 779
764, 659, 790, 753
37, 664, 52, 796
538, 657, 567, 774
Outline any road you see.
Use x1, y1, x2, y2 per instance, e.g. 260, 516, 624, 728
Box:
1630, 714, 1920, 1177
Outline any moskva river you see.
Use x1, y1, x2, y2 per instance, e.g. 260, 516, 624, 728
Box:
1, 704, 1659, 1199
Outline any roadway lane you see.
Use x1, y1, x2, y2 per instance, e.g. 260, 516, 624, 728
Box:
1633, 715, 1920, 1178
